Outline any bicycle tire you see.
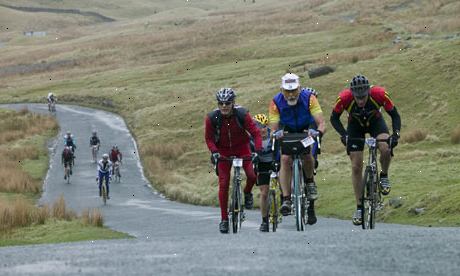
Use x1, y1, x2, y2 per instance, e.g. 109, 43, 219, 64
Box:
231, 180, 239, 233
102, 179, 107, 205
293, 159, 304, 231
369, 172, 377, 229
361, 167, 372, 229
268, 189, 277, 232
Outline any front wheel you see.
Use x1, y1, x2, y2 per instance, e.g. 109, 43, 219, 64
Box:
293, 160, 304, 231
268, 190, 278, 232
101, 179, 107, 205
361, 167, 376, 229
230, 181, 240, 233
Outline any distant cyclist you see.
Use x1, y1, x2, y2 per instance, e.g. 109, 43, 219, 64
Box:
97, 153, 112, 199
90, 131, 100, 162
47, 92, 57, 112
330, 74, 401, 225
61, 146, 74, 180
110, 145, 122, 177
64, 131, 76, 154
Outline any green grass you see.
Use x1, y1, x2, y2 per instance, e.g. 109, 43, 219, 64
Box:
0, 0, 459, 227
0, 220, 131, 247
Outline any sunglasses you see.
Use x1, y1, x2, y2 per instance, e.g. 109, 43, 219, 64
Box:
218, 101, 233, 106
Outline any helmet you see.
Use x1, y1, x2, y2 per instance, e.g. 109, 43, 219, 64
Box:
215, 88, 236, 102
66, 130, 71, 135
92, 130, 97, 135
304, 87, 318, 97
113, 145, 118, 149
253, 114, 269, 126
48, 92, 53, 97
102, 153, 109, 159
350, 75, 370, 98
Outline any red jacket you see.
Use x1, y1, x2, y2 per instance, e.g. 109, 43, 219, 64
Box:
205, 111, 262, 157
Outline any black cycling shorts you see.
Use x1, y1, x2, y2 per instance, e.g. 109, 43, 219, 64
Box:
347, 118, 389, 152
256, 162, 272, 186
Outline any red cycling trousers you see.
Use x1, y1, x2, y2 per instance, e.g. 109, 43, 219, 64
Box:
217, 159, 256, 221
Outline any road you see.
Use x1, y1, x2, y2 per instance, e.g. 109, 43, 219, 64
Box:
0, 104, 459, 276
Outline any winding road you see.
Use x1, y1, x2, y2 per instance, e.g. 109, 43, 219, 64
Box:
0, 104, 459, 275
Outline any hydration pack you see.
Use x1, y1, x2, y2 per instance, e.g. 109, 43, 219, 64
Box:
207, 106, 247, 144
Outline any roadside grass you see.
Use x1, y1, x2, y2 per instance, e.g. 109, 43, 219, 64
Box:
0, 219, 128, 247
0, 0, 459, 226
0, 109, 129, 246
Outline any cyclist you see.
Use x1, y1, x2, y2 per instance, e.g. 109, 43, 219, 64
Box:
110, 145, 122, 177
251, 114, 277, 232
61, 146, 74, 179
269, 73, 326, 225
47, 92, 57, 111
64, 131, 76, 154
89, 130, 100, 162
205, 88, 262, 234
330, 74, 401, 225
97, 153, 112, 199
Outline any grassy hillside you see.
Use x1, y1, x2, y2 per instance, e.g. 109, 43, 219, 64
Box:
0, 0, 459, 226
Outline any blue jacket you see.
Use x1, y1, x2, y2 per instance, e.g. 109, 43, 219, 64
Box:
272, 88, 315, 132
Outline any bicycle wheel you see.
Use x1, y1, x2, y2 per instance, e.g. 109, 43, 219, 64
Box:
102, 179, 107, 205
361, 167, 374, 229
369, 173, 377, 229
293, 159, 304, 231
268, 189, 277, 232
231, 181, 239, 233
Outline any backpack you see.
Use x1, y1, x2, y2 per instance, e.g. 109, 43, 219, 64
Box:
208, 106, 247, 144
63, 148, 72, 161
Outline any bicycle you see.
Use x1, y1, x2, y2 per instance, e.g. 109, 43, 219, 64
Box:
349, 137, 389, 229
91, 145, 99, 163
215, 156, 252, 234
280, 131, 317, 231
113, 161, 121, 182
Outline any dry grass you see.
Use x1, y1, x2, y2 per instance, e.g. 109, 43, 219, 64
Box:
402, 129, 428, 143
81, 208, 104, 227
0, 109, 58, 144
0, 110, 58, 193
0, 196, 81, 232
451, 126, 460, 144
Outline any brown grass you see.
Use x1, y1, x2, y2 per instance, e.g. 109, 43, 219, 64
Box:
0, 110, 58, 193
451, 126, 460, 144
81, 208, 104, 227
402, 129, 428, 143
0, 196, 95, 232
0, 110, 58, 144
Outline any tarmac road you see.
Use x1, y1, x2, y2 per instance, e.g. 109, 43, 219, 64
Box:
0, 104, 459, 276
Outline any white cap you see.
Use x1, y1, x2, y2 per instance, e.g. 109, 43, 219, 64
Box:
281, 73, 300, 90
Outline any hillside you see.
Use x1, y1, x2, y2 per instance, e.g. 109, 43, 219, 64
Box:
0, 0, 459, 226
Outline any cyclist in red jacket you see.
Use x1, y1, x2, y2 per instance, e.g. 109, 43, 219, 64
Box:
205, 88, 262, 234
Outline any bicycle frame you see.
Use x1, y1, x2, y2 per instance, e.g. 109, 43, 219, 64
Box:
280, 132, 316, 231
360, 137, 387, 229
64, 163, 71, 184
217, 156, 251, 234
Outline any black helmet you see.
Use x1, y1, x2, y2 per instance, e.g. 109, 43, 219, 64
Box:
215, 88, 236, 102
350, 75, 370, 98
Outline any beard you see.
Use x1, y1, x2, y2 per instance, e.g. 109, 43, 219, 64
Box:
287, 97, 298, 106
